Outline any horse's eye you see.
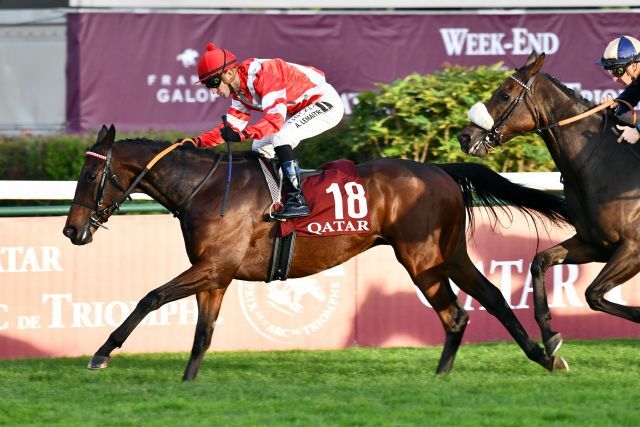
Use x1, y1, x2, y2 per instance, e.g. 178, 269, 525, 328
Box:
87, 172, 97, 182
500, 93, 510, 102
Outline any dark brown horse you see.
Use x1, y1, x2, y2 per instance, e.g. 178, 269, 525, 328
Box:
63, 124, 570, 380
458, 51, 640, 359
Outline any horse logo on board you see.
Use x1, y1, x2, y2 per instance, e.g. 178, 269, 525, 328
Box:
176, 48, 199, 68
237, 267, 345, 344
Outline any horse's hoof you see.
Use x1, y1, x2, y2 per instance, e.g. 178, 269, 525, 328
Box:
551, 355, 569, 372
87, 355, 112, 370
544, 333, 563, 356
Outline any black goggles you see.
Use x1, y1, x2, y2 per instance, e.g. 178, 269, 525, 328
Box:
607, 64, 630, 78
203, 74, 222, 89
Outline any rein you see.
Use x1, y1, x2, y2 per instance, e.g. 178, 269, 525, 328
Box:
515, 98, 636, 138
73, 141, 223, 228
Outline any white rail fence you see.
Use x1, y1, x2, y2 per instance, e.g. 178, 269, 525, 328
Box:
0, 173, 562, 201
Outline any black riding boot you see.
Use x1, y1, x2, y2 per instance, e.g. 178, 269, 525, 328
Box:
273, 159, 310, 220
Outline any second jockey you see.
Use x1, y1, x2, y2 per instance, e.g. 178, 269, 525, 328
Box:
186, 42, 345, 220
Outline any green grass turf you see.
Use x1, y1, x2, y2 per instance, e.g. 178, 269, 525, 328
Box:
1, 340, 639, 426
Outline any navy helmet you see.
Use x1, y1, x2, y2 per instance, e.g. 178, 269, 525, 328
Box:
598, 35, 640, 69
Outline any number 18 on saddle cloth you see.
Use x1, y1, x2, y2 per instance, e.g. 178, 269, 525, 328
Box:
278, 159, 371, 238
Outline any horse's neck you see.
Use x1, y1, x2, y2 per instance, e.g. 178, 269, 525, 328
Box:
536, 80, 606, 180
116, 142, 212, 212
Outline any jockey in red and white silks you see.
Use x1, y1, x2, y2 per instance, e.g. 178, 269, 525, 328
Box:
188, 42, 345, 220
198, 56, 344, 158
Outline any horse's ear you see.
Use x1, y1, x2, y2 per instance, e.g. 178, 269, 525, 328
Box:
530, 52, 545, 75
96, 125, 109, 144
107, 124, 116, 143
523, 51, 545, 76
96, 124, 116, 148
524, 50, 538, 67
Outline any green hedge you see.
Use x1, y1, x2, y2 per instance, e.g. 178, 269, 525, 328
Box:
346, 63, 555, 172
0, 63, 555, 180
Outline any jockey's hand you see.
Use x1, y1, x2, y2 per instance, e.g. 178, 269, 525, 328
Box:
220, 125, 246, 143
176, 137, 199, 148
615, 125, 640, 144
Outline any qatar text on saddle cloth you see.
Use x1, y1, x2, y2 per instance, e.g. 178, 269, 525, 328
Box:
278, 159, 371, 238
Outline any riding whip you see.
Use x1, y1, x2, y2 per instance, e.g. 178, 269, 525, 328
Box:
220, 115, 233, 217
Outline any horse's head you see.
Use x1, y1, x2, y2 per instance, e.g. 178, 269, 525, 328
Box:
63, 124, 123, 245
458, 51, 546, 157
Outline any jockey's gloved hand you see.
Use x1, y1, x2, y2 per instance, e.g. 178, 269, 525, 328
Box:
615, 125, 640, 144
220, 125, 247, 143
176, 137, 200, 148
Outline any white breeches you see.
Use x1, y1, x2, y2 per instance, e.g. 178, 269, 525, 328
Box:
252, 84, 345, 159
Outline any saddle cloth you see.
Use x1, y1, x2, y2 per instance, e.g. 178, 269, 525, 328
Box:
278, 159, 371, 238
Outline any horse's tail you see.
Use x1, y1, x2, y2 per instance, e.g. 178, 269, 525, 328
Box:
435, 162, 570, 233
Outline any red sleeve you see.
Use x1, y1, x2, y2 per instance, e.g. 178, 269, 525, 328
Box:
197, 123, 225, 148
243, 72, 287, 141
197, 100, 252, 147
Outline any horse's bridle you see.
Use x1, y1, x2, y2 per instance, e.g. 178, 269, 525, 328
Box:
476, 73, 637, 152
71, 147, 130, 230
72, 143, 224, 229
473, 74, 538, 154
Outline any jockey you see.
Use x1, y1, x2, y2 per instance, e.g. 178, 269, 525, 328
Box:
598, 35, 640, 144
185, 42, 345, 220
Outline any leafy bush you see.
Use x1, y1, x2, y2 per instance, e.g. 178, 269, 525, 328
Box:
347, 63, 555, 172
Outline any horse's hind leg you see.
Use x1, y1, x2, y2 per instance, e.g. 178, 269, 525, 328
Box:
450, 252, 567, 372
417, 275, 469, 374
183, 288, 228, 381
398, 258, 468, 374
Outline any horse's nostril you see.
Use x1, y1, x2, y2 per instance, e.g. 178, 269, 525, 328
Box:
458, 133, 470, 145
63, 226, 76, 239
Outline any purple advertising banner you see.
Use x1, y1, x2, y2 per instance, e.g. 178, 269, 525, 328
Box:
66, 11, 634, 133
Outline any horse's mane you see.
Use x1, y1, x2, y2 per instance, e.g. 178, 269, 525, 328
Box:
542, 72, 594, 108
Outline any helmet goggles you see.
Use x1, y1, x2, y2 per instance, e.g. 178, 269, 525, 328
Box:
203, 74, 223, 89
607, 64, 630, 78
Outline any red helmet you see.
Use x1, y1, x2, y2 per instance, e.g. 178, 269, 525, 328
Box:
196, 43, 237, 83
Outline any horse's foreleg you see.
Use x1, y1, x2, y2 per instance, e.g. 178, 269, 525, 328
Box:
450, 253, 566, 372
584, 241, 640, 322
182, 288, 228, 381
88, 263, 230, 371
531, 236, 606, 356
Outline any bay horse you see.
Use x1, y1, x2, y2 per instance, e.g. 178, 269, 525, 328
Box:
458, 51, 640, 360
63, 124, 570, 380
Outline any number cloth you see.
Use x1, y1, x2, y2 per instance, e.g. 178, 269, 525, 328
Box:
278, 159, 371, 238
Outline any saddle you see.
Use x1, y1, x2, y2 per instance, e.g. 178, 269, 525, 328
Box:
258, 156, 370, 282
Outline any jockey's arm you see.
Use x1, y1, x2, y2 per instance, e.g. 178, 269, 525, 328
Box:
197, 100, 251, 147
615, 80, 640, 115
242, 73, 287, 141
